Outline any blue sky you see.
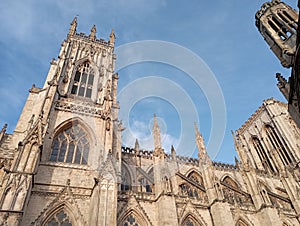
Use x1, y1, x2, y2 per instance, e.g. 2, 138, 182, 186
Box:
0, 0, 297, 163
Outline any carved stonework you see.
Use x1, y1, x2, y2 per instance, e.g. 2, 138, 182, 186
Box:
55, 98, 111, 119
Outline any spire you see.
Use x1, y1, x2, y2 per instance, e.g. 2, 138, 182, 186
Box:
194, 123, 206, 159
68, 17, 77, 37
153, 114, 162, 150
171, 145, 177, 160
89, 25, 96, 41
109, 29, 115, 45
134, 138, 140, 155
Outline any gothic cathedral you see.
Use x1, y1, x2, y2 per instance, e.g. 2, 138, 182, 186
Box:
1, 1, 300, 225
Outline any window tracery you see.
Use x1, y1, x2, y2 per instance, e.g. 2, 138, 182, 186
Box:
71, 61, 94, 98
50, 124, 89, 165
182, 216, 202, 226
187, 171, 204, 187
179, 183, 207, 201
221, 176, 253, 206
45, 210, 72, 226
122, 214, 139, 226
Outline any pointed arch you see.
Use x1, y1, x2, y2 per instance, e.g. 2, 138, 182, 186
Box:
50, 118, 94, 165
221, 175, 240, 189
118, 209, 152, 226
54, 117, 97, 146
186, 169, 204, 187
180, 212, 206, 226
40, 202, 81, 226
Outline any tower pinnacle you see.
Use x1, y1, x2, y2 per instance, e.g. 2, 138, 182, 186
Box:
194, 123, 205, 158
194, 123, 211, 165
110, 29, 115, 45
89, 25, 97, 41
68, 17, 77, 37
152, 114, 162, 150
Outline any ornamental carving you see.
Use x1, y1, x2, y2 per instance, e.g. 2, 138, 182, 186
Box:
55, 98, 111, 118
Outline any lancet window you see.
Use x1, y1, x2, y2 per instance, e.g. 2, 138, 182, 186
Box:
71, 61, 94, 98
265, 125, 294, 166
50, 124, 89, 165
252, 137, 276, 173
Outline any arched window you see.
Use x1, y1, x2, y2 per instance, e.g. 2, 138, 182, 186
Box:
50, 124, 89, 165
122, 214, 139, 226
44, 209, 73, 226
182, 215, 202, 226
265, 125, 294, 166
71, 61, 94, 98
223, 176, 239, 189
187, 171, 204, 187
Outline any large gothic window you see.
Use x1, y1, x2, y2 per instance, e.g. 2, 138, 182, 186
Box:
50, 124, 89, 165
71, 61, 94, 98
45, 210, 72, 226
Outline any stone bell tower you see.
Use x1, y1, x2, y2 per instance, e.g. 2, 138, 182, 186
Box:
0, 17, 122, 226
255, 0, 298, 68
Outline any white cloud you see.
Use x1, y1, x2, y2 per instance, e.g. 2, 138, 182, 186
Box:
122, 119, 180, 153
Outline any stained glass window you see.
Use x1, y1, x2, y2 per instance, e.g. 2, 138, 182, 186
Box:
50, 124, 89, 165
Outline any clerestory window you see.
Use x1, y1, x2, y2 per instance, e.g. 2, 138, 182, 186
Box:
71, 62, 94, 98
50, 124, 89, 165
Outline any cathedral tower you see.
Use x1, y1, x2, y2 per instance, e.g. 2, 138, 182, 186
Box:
0, 18, 121, 225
